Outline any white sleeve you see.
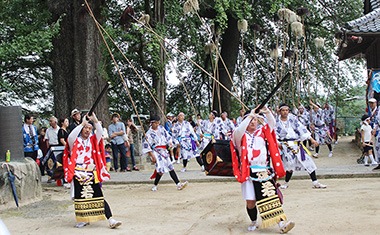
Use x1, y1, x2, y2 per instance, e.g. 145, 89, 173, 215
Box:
265, 111, 275, 130
68, 125, 82, 150
94, 122, 103, 144
233, 116, 251, 149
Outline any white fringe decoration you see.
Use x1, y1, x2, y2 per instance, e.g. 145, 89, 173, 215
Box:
287, 11, 298, 23
314, 37, 325, 49
183, 1, 192, 14
138, 14, 150, 25
190, 0, 200, 11
277, 8, 290, 21
291, 22, 304, 37
204, 43, 216, 54
270, 48, 279, 58
237, 19, 248, 33
183, 0, 199, 14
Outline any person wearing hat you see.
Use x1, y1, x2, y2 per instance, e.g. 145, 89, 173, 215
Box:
108, 113, 128, 172
142, 115, 188, 191
368, 98, 378, 128
309, 100, 333, 158
68, 109, 82, 133
164, 112, 175, 135
360, 114, 378, 166
231, 106, 295, 233
276, 103, 327, 189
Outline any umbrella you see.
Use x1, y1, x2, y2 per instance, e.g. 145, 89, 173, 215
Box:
1, 163, 19, 207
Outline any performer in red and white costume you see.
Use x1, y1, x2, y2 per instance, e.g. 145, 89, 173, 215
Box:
231, 106, 294, 233
63, 113, 121, 229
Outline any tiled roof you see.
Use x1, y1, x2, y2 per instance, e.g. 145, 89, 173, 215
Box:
345, 8, 380, 34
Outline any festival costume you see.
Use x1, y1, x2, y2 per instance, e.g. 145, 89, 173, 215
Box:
142, 125, 175, 174
63, 123, 111, 224
199, 118, 224, 151
221, 118, 235, 140
311, 108, 331, 145
142, 124, 187, 190
231, 112, 289, 229
324, 104, 336, 140
275, 114, 317, 174
172, 121, 199, 160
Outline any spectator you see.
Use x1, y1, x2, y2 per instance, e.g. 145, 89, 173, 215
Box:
38, 127, 49, 158
360, 115, 378, 166
58, 118, 69, 146
44, 116, 60, 148
108, 113, 128, 172
68, 109, 81, 133
164, 113, 175, 135
22, 114, 39, 161
126, 119, 139, 171
188, 115, 196, 128
37, 127, 48, 176
99, 120, 110, 146
105, 144, 113, 171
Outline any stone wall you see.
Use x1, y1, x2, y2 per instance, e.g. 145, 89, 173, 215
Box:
0, 158, 42, 209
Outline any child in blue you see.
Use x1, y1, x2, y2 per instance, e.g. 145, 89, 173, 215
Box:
105, 144, 112, 171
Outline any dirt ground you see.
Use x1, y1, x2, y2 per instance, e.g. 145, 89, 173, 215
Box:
1, 177, 379, 235
1, 136, 379, 234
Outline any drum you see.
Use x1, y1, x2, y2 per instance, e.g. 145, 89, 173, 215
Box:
41, 146, 65, 179
201, 139, 233, 176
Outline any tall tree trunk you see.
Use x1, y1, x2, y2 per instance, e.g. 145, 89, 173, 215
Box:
150, 0, 166, 120
212, 15, 240, 115
48, 0, 109, 123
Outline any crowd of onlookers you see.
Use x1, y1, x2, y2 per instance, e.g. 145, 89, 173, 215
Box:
22, 99, 380, 184
22, 109, 140, 184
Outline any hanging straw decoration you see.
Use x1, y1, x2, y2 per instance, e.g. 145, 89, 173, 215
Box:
270, 47, 279, 59
138, 14, 150, 25
277, 8, 291, 21
204, 42, 216, 55
237, 19, 248, 33
287, 11, 299, 23
314, 37, 325, 49
183, 0, 199, 14
291, 21, 304, 37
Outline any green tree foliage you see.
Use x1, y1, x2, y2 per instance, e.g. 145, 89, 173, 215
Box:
0, 0, 368, 122
0, 0, 59, 112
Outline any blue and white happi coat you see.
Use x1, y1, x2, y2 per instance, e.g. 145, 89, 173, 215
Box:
221, 118, 235, 140
199, 117, 224, 151
296, 110, 310, 127
172, 120, 199, 160
276, 114, 317, 174
142, 125, 174, 173
311, 108, 331, 145
323, 105, 335, 125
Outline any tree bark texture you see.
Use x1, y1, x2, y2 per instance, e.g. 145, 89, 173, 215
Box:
48, 0, 109, 123
212, 15, 240, 115
149, 0, 166, 121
